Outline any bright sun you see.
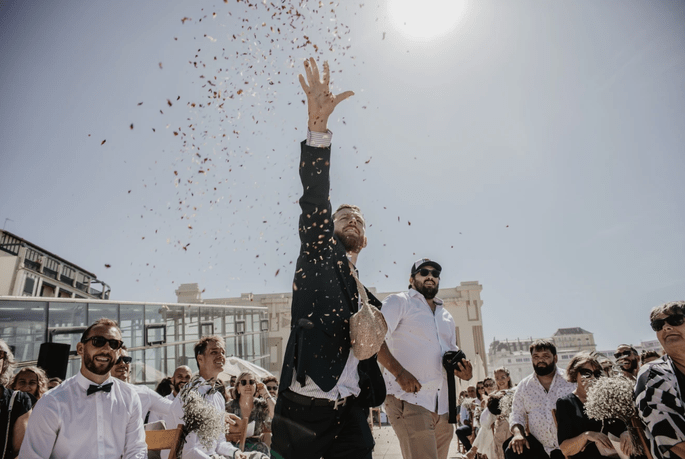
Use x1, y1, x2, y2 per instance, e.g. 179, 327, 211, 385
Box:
388, 0, 468, 40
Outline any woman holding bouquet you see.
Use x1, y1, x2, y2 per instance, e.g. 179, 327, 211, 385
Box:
556, 352, 628, 459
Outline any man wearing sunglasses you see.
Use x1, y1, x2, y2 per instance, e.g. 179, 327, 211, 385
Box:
377, 258, 473, 459
613, 345, 639, 382
272, 58, 386, 459
111, 348, 174, 424
636, 301, 685, 459
19, 318, 147, 459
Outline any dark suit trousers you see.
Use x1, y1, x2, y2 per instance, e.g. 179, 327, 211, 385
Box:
271, 393, 374, 459
503, 434, 564, 459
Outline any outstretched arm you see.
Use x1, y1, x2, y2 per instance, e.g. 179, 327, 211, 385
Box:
299, 57, 354, 133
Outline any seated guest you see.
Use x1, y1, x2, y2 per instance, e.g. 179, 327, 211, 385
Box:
226, 371, 276, 456
148, 365, 192, 459
636, 301, 685, 459
111, 348, 174, 422
614, 344, 640, 382
457, 385, 478, 451
19, 318, 147, 459
155, 377, 173, 397
167, 336, 262, 459
495, 367, 514, 391
11, 366, 48, 404
0, 339, 32, 459
641, 350, 660, 366
505, 339, 575, 459
262, 376, 278, 401
556, 352, 627, 459
47, 377, 62, 390
477, 380, 487, 408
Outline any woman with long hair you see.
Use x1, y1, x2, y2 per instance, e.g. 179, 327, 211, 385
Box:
11, 365, 48, 404
494, 367, 513, 390
226, 371, 275, 456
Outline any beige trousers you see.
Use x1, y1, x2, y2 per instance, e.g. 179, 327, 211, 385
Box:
384, 394, 454, 459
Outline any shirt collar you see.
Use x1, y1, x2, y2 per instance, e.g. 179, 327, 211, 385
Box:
75, 371, 114, 391
408, 288, 444, 307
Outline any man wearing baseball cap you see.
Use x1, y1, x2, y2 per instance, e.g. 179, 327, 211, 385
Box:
378, 258, 473, 459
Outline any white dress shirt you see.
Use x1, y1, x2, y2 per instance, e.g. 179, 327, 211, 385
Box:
19, 372, 147, 459
167, 377, 237, 459
381, 289, 459, 415
148, 393, 177, 459
509, 367, 576, 454
134, 385, 174, 420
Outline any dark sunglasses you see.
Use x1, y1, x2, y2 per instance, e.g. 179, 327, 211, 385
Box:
266, 385, 278, 391
81, 336, 124, 350
239, 379, 256, 386
651, 314, 685, 332
578, 368, 603, 379
416, 268, 441, 278
613, 350, 633, 359
484, 382, 496, 387
116, 356, 133, 365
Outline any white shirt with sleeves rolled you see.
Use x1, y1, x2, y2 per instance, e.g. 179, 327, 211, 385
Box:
18, 372, 147, 459
381, 288, 459, 415
509, 367, 576, 454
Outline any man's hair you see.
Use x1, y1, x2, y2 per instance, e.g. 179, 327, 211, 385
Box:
641, 350, 660, 364
333, 204, 365, 226
565, 351, 602, 383
0, 339, 16, 386
616, 344, 638, 355
529, 339, 557, 356
80, 318, 121, 342
650, 301, 685, 323
262, 376, 278, 386
11, 366, 49, 399
194, 335, 225, 364
48, 377, 62, 385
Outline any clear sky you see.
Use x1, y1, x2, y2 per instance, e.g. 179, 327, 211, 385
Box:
1, 0, 683, 353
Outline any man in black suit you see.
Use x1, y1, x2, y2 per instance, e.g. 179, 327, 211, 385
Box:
271, 57, 385, 459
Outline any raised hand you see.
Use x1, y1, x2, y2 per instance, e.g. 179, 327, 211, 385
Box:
298, 57, 354, 132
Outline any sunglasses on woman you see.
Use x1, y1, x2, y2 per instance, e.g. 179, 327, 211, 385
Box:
484, 382, 496, 388
239, 379, 256, 386
651, 314, 685, 332
81, 336, 125, 350
577, 368, 603, 379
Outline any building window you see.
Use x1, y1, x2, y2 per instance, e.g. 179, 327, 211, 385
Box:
40, 283, 56, 297
23, 277, 35, 296
61, 266, 75, 286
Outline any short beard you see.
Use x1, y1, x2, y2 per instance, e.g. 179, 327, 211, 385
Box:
336, 230, 363, 253
84, 353, 114, 376
174, 381, 186, 393
533, 363, 555, 376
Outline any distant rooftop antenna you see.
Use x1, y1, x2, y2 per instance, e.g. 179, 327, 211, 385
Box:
3, 218, 13, 230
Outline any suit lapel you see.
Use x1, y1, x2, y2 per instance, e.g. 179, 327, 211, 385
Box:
334, 253, 359, 314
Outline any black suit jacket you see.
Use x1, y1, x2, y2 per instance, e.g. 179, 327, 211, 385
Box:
279, 141, 385, 407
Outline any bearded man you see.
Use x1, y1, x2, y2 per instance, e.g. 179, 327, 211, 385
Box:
272, 58, 386, 459
19, 319, 147, 459
377, 258, 473, 459
504, 339, 576, 459
614, 344, 640, 381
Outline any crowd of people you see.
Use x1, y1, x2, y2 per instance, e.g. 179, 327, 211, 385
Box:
0, 58, 684, 459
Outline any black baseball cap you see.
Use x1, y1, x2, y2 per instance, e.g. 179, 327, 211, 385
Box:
410, 258, 442, 275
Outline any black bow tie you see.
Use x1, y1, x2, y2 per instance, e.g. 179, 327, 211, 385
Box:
87, 382, 113, 396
